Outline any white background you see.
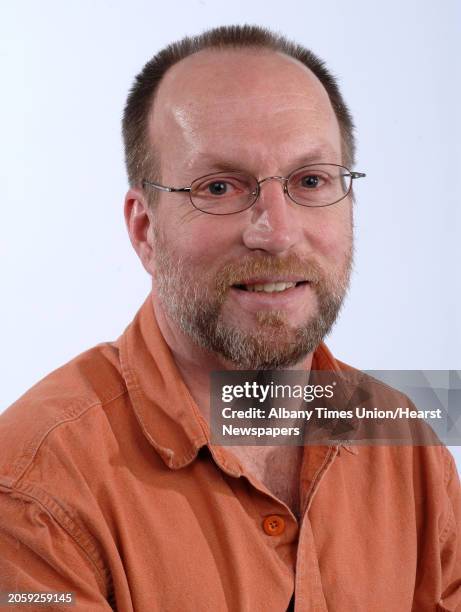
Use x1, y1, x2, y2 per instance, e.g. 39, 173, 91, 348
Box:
1, 1, 460, 465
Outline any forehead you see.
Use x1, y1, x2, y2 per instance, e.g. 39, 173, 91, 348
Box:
149, 48, 341, 172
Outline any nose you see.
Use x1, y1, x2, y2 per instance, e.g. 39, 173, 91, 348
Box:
242, 177, 300, 254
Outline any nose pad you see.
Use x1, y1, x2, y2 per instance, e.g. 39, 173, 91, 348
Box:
251, 176, 290, 214
258, 176, 289, 194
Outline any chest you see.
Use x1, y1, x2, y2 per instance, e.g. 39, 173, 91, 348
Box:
103, 445, 421, 611
230, 445, 304, 516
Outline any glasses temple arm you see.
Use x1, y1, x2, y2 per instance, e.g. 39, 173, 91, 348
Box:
142, 179, 191, 193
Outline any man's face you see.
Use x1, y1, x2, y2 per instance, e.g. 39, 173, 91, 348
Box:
146, 49, 353, 369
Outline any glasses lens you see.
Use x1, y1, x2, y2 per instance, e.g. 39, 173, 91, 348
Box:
287, 164, 351, 207
190, 172, 258, 215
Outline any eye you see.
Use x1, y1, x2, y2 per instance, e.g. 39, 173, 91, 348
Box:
191, 172, 256, 205
208, 181, 228, 196
194, 176, 246, 198
301, 174, 322, 188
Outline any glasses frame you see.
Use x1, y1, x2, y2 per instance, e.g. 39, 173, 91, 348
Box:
142, 163, 366, 216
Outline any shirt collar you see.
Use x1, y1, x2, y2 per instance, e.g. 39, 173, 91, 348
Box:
310, 339, 359, 455
119, 295, 358, 469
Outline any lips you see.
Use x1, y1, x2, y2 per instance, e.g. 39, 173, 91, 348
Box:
233, 279, 309, 293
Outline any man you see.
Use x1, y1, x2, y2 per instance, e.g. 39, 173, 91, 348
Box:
0, 25, 459, 611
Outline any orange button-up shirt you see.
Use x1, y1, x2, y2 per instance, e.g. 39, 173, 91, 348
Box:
0, 296, 460, 611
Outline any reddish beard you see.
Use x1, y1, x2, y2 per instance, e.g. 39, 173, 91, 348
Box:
153, 238, 352, 369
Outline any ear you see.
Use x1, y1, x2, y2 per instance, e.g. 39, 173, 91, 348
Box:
124, 187, 155, 274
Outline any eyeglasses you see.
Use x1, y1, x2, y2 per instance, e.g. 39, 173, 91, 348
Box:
142, 163, 366, 216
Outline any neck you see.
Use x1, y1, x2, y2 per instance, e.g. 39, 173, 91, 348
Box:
151, 295, 314, 423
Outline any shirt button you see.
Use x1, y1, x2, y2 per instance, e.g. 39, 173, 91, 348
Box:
262, 514, 286, 536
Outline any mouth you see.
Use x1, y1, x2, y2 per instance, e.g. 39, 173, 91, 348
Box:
227, 277, 315, 315
232, 280, 310, 293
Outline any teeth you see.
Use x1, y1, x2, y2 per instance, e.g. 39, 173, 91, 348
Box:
245, 282, 297, 293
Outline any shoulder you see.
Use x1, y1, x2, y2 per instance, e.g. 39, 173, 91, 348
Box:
331, 355, 457, 476
0, 341, 128, 488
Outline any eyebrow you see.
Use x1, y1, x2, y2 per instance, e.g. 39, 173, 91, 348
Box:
189, 147, 339, 176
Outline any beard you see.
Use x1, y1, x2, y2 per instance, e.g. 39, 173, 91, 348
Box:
152, 226, 353, 370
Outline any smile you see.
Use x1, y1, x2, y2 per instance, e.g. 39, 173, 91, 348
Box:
233, 280, 309, 293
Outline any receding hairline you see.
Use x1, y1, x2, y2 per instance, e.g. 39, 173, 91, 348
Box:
152, 46, 336, 116
147, 46, 340, 172
155, 45, 326, 87
122, 25, 356, 192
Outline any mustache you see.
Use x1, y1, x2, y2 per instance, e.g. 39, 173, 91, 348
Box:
214, 253, 323, 293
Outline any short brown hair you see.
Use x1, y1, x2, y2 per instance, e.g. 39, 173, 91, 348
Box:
122, 24, 356, 189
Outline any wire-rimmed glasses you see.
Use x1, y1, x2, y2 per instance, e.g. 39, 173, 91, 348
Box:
142, 163, 366, 216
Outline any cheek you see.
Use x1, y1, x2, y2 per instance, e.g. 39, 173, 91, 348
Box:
302, 206, 353, 261
163, 214, 242, 266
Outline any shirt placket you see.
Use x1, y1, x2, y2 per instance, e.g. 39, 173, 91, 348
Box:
209, 444, 301, 610
294, 444, 341, 612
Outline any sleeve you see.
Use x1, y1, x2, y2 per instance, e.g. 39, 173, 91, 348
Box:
0, 489, 113, 611
438, 450, 461, 611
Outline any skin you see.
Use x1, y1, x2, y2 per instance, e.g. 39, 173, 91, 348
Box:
124, 49, 353, 514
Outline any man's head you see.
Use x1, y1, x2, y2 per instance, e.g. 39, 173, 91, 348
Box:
122, 25, 356, 189
123, 25, 356, 369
